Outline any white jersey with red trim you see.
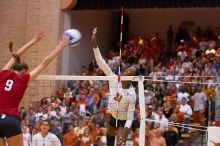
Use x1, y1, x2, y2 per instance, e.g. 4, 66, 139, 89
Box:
93, 47, 136, 128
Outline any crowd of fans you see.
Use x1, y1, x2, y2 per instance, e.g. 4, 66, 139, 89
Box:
20, 25, 220, 146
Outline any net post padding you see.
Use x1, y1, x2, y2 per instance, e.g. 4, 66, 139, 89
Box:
138, 76, 146, 146
215, 86, 220, 121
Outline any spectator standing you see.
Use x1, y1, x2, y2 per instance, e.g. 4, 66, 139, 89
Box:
179, 97, 192, 134
192, 86, 207, 125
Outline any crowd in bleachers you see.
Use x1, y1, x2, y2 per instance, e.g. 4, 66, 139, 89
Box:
20, 25, 220, 146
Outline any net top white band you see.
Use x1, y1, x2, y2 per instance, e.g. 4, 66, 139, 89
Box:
36, 75, 140, 81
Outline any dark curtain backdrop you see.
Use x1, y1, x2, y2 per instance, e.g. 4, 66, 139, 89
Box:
74, 0, 220, 10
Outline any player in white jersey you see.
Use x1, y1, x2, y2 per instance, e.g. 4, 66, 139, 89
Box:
32, 120, 61, 146
91, 28, 136, 146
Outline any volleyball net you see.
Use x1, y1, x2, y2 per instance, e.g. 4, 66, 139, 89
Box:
21, 75, 220, 146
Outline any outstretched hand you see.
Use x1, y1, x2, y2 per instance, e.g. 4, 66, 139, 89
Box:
32, 28, 46, 43
91, 27, 98, 48
92, 27, 97, 36
58, 36, 69, 48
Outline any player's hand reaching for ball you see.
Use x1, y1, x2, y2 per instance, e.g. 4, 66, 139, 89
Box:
58, 36, 69, 49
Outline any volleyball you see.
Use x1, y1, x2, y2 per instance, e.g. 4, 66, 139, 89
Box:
63, 29, 81, 46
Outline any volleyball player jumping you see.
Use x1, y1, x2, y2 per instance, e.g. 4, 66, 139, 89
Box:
0, 28, 68, 146
91, 27, 136, 146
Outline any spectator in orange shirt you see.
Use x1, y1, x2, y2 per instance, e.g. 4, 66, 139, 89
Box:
79, 127, 94, 146
88, 122, 101, 144
215, 48, 220, 61
132, 128, 140, 146
63, 125, 78, 146
164, 94, 177, 110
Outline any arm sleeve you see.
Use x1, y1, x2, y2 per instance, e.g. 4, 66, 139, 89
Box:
93, 47, 114, 76
125, 94, 136, 128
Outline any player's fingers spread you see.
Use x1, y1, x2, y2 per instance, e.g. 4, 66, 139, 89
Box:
39, 28, 47, 37
41, 27, 47, 33
63, 36, 69, 42
37, 27, 47, 33
61, 36, 69, 47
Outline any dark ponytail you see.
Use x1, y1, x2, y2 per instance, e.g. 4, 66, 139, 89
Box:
9, 41, 20, 63
9, 41, 28, 72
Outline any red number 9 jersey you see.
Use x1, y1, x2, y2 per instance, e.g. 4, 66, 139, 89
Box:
0, 70, 30, 117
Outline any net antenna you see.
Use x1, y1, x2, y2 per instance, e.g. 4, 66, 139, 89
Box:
114, 0, 124, 145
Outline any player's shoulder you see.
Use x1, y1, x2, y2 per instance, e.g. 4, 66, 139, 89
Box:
48, 132, 59, 139
0, 70, 10, 73
0, 70, 12, 76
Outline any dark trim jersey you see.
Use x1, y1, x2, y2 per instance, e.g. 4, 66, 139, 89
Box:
0, 70, 30, 116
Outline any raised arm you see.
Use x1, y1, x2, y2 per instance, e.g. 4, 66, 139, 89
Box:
91, 28, 114, 76
2, 28, 46, 71
29, 36, 68, 81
